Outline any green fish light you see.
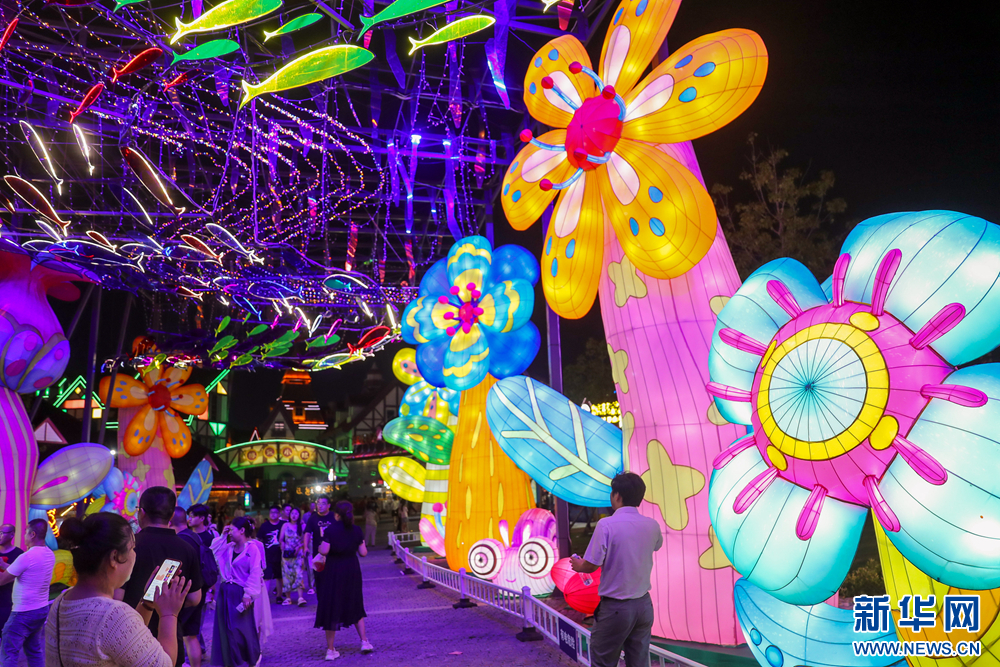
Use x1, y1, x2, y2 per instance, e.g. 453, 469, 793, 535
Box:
358, 0, 448, 35
407, 15, 495, 55
263, 12, 323, 41
169, 39, 241, 66
170, 0, 282, 44
113, 0, 144, 12
239, 44, 374, 109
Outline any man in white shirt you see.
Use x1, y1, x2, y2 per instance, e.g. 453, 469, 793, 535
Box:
0, 519, 55, 667
571, 473, 663, 667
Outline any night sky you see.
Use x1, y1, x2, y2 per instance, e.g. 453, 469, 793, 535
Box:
53, 1, 1000, 427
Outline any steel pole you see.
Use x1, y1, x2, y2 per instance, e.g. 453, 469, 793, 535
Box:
541, 205, 572, 559
81, 288, 102, 443
98, 294, 133, 447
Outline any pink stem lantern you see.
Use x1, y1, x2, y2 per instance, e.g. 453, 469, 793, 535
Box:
598, 141, 748, 645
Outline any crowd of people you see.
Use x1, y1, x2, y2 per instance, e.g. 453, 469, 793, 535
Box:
0, 490, 410, 666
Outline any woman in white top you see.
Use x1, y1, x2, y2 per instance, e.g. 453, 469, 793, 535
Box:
45, 513, 192, 667
247, 538, 272, 644
209, 517, 262, 667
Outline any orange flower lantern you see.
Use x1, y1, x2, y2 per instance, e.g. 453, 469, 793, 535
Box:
99, 365, 208, 458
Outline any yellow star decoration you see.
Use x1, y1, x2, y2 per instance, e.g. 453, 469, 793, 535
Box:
620, 411, 635, 471
640, 440, 705, 531
707, 400, 730, 426
608, 345, 629, 394
134, 459, 151, 483
709, 295, 730, 317
698, 525, 733, 571
608, 255, 648, 308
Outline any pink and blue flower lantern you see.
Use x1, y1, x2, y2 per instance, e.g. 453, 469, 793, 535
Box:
402, 236, 540, 391
707, 211, 1000, 605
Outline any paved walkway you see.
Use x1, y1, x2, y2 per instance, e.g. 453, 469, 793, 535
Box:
202, 545, 578, 666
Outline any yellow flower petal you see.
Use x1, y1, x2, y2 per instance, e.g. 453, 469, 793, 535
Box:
598, 0, 680, 96
598, 138, 715, 279
540, 171, 605, 320
524, 35, 596, 129
502, 130, 574, 231
622, 29, 768, 144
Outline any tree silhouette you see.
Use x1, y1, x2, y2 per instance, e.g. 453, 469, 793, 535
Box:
712, 133, 850, 280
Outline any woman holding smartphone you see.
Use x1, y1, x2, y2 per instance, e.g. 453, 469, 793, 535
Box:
209, 517, 261, 667
45, 513, 192, 667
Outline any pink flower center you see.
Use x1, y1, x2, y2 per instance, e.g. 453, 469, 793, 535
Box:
148, 382, 171, 410
440, 284, 485, 336
564, 93, 623, 172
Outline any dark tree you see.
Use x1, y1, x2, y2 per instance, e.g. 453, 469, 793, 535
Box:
561, 338, 617, 406
712, 133, 850, 280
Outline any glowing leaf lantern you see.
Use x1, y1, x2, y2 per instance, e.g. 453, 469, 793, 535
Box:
402, 236, 540, 573
708, 212, 1000, 607
386, 348, 458, 546
486, 376, 623, 506
30, 444, 114, 509
378, 456, 426, 503
383, 415, 453, 466
177, 458, 214, 510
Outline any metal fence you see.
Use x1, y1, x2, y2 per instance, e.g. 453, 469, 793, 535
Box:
387, 532, 706, 667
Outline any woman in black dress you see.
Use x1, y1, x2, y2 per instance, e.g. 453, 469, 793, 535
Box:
314, 501, 372, 660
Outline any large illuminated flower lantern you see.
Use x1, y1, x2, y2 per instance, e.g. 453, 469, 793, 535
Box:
402, 236, 539, 572
708, 211, 1000, 606
402, 235, 540, 391
500, 0, 768, 645
99, 365, 208, 459
501, 7, 766, 318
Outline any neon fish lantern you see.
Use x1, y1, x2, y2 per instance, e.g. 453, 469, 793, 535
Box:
170, 0, 282, 43
169, 39, 240, 66
19, 122, 63, 193
359, 0, 448, 34
708, 211, 1000, 608
239, 45, 374, 109
407, 16, 496, 55
263, 13, 323, 41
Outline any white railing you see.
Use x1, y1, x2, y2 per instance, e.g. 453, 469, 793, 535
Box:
387, 532, 706, 667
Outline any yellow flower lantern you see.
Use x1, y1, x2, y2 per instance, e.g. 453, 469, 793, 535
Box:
99, 365, 208, 459
501, 9, 767, 319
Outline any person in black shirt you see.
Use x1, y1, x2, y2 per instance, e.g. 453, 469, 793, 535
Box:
256, 507, 285, 605
0, 525, 23, 642
119, 487, 203, 667
304, 497, 333, 586
185, 504, 218, 665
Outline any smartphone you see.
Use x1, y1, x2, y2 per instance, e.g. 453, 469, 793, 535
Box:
143, 559, 181, 603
